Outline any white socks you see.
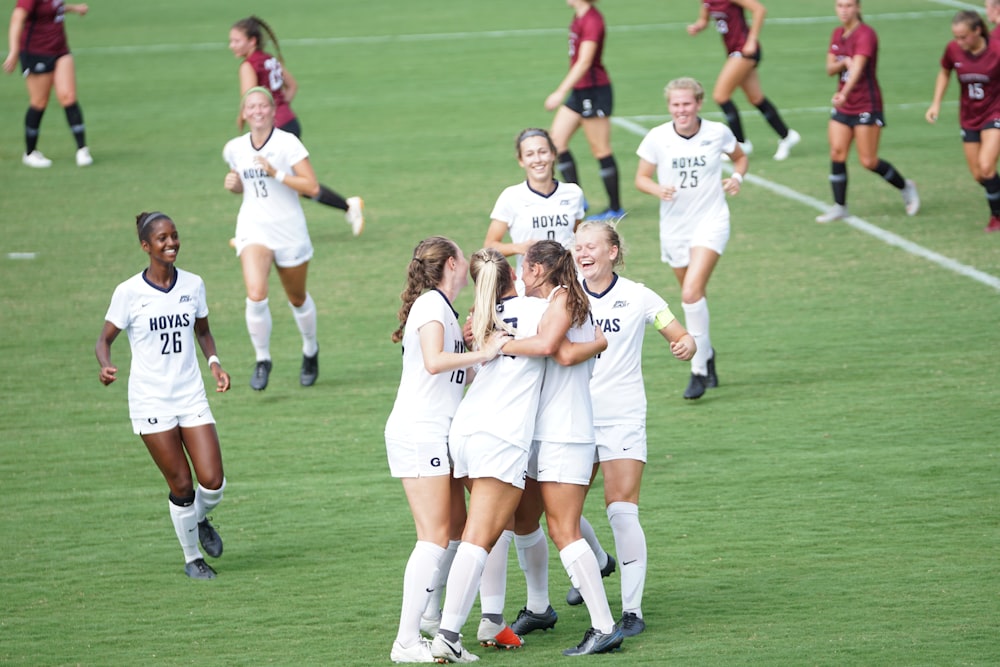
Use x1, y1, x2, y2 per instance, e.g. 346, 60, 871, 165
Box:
168, 495, 201, 563
245, 297, 272, 361
682, 297, 712, 376
560, 538, 615, 633
608, 501, 646, 616
289, 293, 318, 357
396, 541, 445, 646
440, 542, 488, 635
515, 527, 550, 613
424, 540, 459, 621
480, 530, 513, 616
194, 478, 225, 523
580, 515, 610, 571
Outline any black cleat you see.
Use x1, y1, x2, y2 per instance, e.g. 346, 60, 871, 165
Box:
684, 373, 708, 400
300, 349, 319, 387
198, 518, 223, 558
562, 626, 624, 656
567, 553, 617, 606
250, 360, 272, 391
184, 558, 217, 580
510, 605, 558, 635
706, 351, 718, 389
618, 612, 645, 637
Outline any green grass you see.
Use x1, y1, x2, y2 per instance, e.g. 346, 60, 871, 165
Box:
1, 1, 998, 665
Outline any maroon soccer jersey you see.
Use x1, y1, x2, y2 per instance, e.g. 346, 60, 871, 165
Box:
16, 0, 69, 55
569, 5, 609, 89
829, 23, 882, 115
941, 40, 1000, 129
704, 0, 751, 55
245, 50, 296, 129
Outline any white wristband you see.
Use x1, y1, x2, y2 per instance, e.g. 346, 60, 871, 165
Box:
274, 170, 287, 184
207, 355, 220, 367
731, 172, 743, 184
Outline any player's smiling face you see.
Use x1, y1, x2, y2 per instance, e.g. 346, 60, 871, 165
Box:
228, 28, 255, 59
517, 136, 556, 184
574, 227, 616, 282
142, 219, 179, 264
668, 88, 702, 135
242, 91, 276, 130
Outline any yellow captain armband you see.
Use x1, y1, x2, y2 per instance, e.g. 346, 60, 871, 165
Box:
654, 307, 676, 331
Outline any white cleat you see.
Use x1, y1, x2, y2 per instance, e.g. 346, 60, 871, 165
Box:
23, 150, 52, 168
816, 204, 849, 224
773, 129, 801, 161
76, 146, 93, 167
345, 196, 365, 236
419, 612, 441, 637
431, 634, 480, 663
901, 179, 920, 216
390, 638, 437, 663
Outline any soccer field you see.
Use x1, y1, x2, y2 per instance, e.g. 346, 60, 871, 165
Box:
1, 1, 997, 665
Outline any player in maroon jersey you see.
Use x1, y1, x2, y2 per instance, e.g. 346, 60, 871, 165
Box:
987, 0, 1000, 35
926, 11, 1000, 232
3, 0, 92, 168
687, 0, 800, 160
546, 0, 623, 221
229, 16, 365, 236
816, 0, 919, 223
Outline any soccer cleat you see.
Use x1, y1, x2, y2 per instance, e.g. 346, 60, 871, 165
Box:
184, 558, 217, 580
684, 373, 708, 400
986, 216, 1000, 232
618, 612, 646, 637
901, 179, 920, 216
561, 626, 625, 656
22, 150, 52, 168
300, 349, 319, 387
76, 146, 93, 167
477, 618, 523, 649
419, 612, 441, 637
510, 605, 558, 635
584, 208, 626, 222
815, 204, 849, 223
345, 196, 365, 236
250, 360, 272, 391
430, 634, 480, 663
566, 553, 617, 606
773, 129, 801, 161
706, 351, 719, 389
198, 518, 223, 558
390, 638, 436, 663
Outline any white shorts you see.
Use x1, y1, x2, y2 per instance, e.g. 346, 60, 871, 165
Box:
385, 436, 452, 478
534, 440, 596, 485
450, 432, 529, 490
660, 217, 730, 268
235, 240, 314, 268
131, 404, 215, 435
595, 423, 647, 463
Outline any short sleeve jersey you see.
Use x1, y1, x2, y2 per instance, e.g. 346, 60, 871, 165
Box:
636, 118, 736, 236
584, 274, 671, 426
222, 128, 310, 250
384, 290, 468, 443
245, 50, 296, 129
16, 0, 69, 55
103, 268, 210, 419
449, 296, 548, 449
705, 0, 750, 55
569, 5, 610, 89
829, 23, 882, 115
490, 180, 586, 274
940, 40, 1000, 130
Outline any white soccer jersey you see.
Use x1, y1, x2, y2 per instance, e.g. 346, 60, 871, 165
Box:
490, 180, 586, 274
384, 290, 469, 443
533, 295, 596, 444
585, 274, 671, 426
222, 128, 311, 250
635, 118, 736, 239
449, 295, 548, 449
104, 268, 210, 419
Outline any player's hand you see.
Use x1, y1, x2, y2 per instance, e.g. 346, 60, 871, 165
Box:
659, 185, 677, 201
544, 91, 564, 112
722, 176, 742, 196
213, 366, 231, 392
670, 338, 695, 361
224, 170, 242, 192
2, 53, 17, 74
925, 106, 939, 124
99, 365, 118, 385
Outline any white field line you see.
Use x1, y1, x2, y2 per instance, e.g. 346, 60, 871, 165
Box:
613, 117, 1000, 292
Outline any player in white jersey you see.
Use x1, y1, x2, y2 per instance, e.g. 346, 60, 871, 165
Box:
223, 86, 322, 391
570, 220, 695, 637
635, 77, 748, 400
485, 128, 586, 278
95, 212, 231, 580
383, 237, 511, 664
